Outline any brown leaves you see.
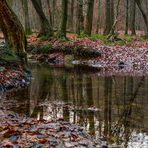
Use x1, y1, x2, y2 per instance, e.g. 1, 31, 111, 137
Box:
0, 108, 101, 147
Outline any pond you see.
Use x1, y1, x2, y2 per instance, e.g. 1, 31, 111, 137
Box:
1, 63, 148, 147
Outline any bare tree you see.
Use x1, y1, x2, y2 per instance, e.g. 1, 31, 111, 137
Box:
107, 0, 121, 41
22, 0, 31, 34
76, 0, 84, 35
58, 0, 68, 38
84, 0, 95, 36
135, 0, 148, 36
31, 0, 53, 36
104, 0, 114, 35
125, 0, 129, 35
130, 0, 136, 35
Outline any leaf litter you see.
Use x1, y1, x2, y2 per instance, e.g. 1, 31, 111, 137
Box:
0, 94, 104, 147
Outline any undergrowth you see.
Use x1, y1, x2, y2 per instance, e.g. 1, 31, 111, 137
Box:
1, 44, 19, 62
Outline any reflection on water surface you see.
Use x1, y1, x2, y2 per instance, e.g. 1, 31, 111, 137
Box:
1, 63, 148, 147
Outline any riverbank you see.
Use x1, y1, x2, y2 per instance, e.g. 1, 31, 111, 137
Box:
0, 59, 31, 92
0, 38, 31, 92
27, 34, 148, 76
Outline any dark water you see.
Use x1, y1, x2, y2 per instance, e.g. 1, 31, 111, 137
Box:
1, 63, 148, 147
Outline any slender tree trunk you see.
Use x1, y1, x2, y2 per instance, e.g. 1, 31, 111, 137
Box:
58, 0, 68, 38
70, 0, 74, 32
104, 0, 111, 35
0, 0, 27, 65
130, 0, 136, 35
110, 0, 114, 27
135, 0, 148, 36
31, 0, 53, 36
47, 0, 53, 27
104, 0, 114, 35
84, 0, 95, 36
22, 0, 31, 34
125, 0, 129, 35
96, 0, 101, 33
76, 0, 84, 35
107, 0, 121, 40
52, 0, 56, 28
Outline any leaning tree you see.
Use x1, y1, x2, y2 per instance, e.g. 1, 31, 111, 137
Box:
0, 0, 27, 64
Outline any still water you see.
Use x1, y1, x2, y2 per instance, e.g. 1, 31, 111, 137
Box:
1, 63, 148, 147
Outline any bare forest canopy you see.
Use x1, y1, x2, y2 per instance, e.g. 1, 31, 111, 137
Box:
6, 0, 148, 36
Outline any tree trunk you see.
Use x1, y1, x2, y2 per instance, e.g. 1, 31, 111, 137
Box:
0, 0, 27, 64
107, 0, 121, 40
52, 0, 56, 28
104, 0, 114, 35
104, 0, 111, 35
22, 0, 31, 34
76, 0, 84, 35
31, 0, 53, 36
58, 0, 68, 38
135, 0, 148, 36
70, 0, 74, 32
125, 0, 129, 35
84, 0, 95, 36
47, 0, 53, 27
130, 0, 136, 35
96, 0, 101, 33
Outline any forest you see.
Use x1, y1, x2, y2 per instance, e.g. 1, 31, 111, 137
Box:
0, 0, 148, 147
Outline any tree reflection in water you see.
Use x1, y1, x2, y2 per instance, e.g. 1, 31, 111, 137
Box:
2, 64, 148, 147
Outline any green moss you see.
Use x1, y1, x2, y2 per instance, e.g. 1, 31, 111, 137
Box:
77, 32, 88, 38
89, 33, 106, 41
142, 36, 148, 41
64, 55, 74, 67
31, 43, 53, 54
1, 44, 19, 62
101, 35, 135, 46
121, 35, 134, 42
59, 37, 69, 42
56, 34, 69, 42
40, 35, 50, 41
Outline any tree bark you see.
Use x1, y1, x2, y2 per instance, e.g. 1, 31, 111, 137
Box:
76, 0, 84, 35
47, 0, 53, 27
52, 0, 56, 28
0, 0, 27, 64
130, 0, 136, 35
31, 0, 53, 36
70, 0, 74, 32
104, 0, 114, 35
125, 0, 129, 35
22, 0, 31, 34
84, 0, 95, 36
58, 0, 68, 38
107, 0, 121, 40
135, 0, 148, 36
96, 0, 101, 33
